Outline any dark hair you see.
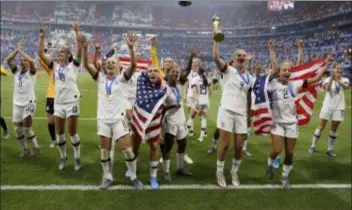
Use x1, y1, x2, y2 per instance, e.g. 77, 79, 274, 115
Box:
198, 67, 208, 87
44, 48, 48, 53
68, 54, 73, 63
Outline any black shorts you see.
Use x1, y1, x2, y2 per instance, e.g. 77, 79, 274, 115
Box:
46, 98, 54, 114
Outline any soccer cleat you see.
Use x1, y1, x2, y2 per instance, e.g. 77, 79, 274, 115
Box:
267, 165, 274, 180
188, 131, 194, 137
230, 169, 240, 187
216, 171, 227, 188
281, 176, 291, 189
176, 168, 192, 176
204, 132, 208, 137
125, 170, 132, 178
207, 147, 216, 154
74, 159, 81, 171
131, 178, 144, 190
29, 147, 40, 156
326, 150, 336, 158
100, 178, 113, 190
273, 156, 280, 169
50, 141, 57, 148
197, 136, 204, 142
242, 150, 252, 157
150, 177, 159, 189
159, 157, 163, 163
19, 148, 29, 158
58, 156, 68, 171
3, 130, 9, 139
184, 154, 193, 164
163, 172, 172, 182
308, 147, 315, 155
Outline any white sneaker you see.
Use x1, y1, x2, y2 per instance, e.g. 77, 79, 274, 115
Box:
50, 141, 56, 148
216, 171, 227, 188
197, 136, 204, 142
184, 154, 193, 164
230, 169, 240, 187
3, 131, 9, 139
159, 157, 163, 163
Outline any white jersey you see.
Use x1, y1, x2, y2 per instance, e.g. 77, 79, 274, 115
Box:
186, 70, 199, 98
13, 68, 36, 106
121, 71, 141, 102
267, 78, 304, 124
51, 60, 80, 104
321, 77, 350, 111
192, 75, 210, 105
96, 72, 128, 123
220, 65, 253, 115
164, 84, 186, 125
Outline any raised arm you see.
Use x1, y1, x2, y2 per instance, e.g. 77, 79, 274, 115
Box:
212, 41, 226, 71
1, 66, 8, 76
73, 20, 82, 58
79, 35, 98, 79
268, 39, 277, 73
18, 50, 36, 75
296, 40, 304, 66
324, 70, 335, 91
179, 49, 196, 84
306, 56, 331, 86
124, 32, 138, 80
5, 41, 23, 73
94, 43, 102, 70
150, 36, 161, 70
38, 28, 51, 67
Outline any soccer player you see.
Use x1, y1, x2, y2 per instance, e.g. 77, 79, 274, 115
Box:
309, 64, 350, 157
38, 42, 57, 148
38, 21, 82, 171
1, 66, 10, 139
80, 33, 143, 190
266, 57, 330, 189
5, 41, 39, 157
189, 68, 211, 142
161, 63, 193, 182
213, 38, 253, 187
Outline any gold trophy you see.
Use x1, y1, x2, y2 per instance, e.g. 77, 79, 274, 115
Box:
212, 15, 225, 42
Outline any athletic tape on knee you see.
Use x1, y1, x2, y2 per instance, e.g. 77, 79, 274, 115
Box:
57, 134, 66, 143
70, 134, 80, 145
100, 149, 110, 160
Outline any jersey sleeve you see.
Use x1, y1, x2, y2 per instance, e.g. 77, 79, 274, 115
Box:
39, 57, 51, 74
322, 77, 330, 86
342, 78, 350, 87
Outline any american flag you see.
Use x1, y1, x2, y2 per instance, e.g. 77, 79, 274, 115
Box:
252, 58, 326, 135
119, 57, 150, 72
131, 72, 167, 142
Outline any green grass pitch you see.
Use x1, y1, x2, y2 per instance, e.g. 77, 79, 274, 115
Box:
1, 72, 351, 210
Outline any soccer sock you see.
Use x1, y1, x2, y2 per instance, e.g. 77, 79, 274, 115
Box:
150, 161, 158, 178
282, 164, 293, 178
216, 160, 225, 175
211, 129, 220, 148
57, 134, 67, 159
70, 134, 81, 160
122, 147, 137, 180
48, 123, 56, 142
110, 140, 116, 169
327, 131, 337, 151
311, 129, 321, 148
200, 115, 207, 137
186, 118, 194, 131
15, 126, 27, 149
0, 117, 8, 132
243, 139, 248, 151
24, 127, 39, 148
163, 159, 171, 173
176, 153, 185, 170
267, 157, 273, 166
101, 149, 112, 180
231, 158, 242, 173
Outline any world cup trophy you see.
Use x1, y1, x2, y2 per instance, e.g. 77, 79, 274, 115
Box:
212, 15, 225, 42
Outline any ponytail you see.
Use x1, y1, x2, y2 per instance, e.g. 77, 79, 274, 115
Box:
199, 67, 208, 87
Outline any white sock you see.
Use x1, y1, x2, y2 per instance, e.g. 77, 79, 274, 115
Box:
110, 140, 116, 169
150, 161, 158, 178
122, 147, 137, 180
24, 127, 39, 148
176, 153, 185, 169
186, 118, 194, 131
163, 159, 170, 173
212, 138, 218, 148
327, 131, 337, 151
200, 115, 207, 137
57, 134, 67, 159
243, 140, 248, 151
267, 157, 273, 166
311, 129, 321, 148
15, 126, 27, 149
282, 164, 293, 178
216, 160, 225, 175
231, 158, 241, 173
70, 134, 81, 160
101, 149, 112, 180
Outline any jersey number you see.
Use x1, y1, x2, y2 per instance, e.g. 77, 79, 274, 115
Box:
239, 81, 245, 90
200, 84, 208, 95
72, 106, 78, 113
283, 90, 289, 99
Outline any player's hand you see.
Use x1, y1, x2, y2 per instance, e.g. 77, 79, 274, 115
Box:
78, 35, 88, 49
297, 40, 304, 49
150, 36, 157, 47
73, 20, 80, 32
39, 28, 45, 39
246, 53, 252, 61
326, 54, 333, 64
268, 39, 274, 49
125, 31, 137, 48
17, 41, 24, 52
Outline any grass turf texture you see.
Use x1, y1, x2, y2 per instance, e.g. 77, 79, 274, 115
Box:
1, 72, 351, 210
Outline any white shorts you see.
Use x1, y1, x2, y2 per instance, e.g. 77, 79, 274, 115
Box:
216, 107, 248, 134
196, 104, 209, 112
319, 109, 345, 122
163, 123, 188, 140
98, 119, 129, 141
271, 122, 299, 138
54, 101, 80, 119
12, 102, 36, 123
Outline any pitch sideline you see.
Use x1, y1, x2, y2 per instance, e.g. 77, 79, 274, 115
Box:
1, 184, 351, 191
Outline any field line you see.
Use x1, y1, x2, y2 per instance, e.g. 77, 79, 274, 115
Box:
1, 184, 351, 191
